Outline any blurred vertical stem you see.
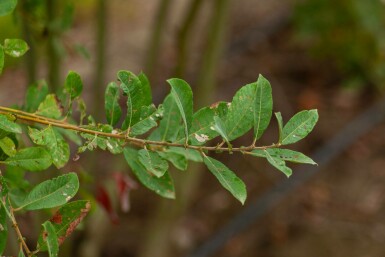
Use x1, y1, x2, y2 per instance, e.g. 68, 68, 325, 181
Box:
93, 0, 107, 119
139, 1, 231, 257
19, 0, 37, 84
144, 0, 173, 81
78, 2, 109, 257
174, 0, 204, 78
195, 0, 230, 107
46, 0, 61, 91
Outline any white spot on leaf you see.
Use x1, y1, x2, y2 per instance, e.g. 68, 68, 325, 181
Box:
194, 133, 209, 143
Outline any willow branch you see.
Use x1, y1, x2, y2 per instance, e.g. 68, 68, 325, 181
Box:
0, 106, 280, 154
0, 198, 31, 257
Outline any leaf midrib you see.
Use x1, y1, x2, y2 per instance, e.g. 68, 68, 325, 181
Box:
18, 178, 73, 210
281, 112, 314, 144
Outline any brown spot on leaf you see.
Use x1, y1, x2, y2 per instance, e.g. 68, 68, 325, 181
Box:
50, 211, 63, 224
58, 201, 91, 245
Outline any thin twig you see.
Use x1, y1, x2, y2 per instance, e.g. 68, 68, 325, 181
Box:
0, 106, 279, 154
0, 199, 31, 256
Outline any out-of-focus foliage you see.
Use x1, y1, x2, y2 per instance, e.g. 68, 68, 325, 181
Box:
294, 0, 385, 88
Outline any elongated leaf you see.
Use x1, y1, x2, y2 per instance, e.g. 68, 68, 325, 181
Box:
203, 156, 247, 204
251, 148, 316, 165
166, 147, 203, 162
0, 114, 21, 134
0, 0, 17, 16
118, 71, 152, 129
177, 102, 229, 145
64, 71, 83, 100
0, 46, 4, 74
29, 127, 70, 168
138, 149, 169, 177
3, 39, 29, 57
37, 200, 91, 251
275, 112, 283, 143
225, 83, 256, 141
168, 78, 193, 144
0, 201, 7, 255
149, 94, 181, 142
4, 147, 52, 172
129, 104, 162, 137
36, 94, 63, 119
24, 80, 49, 112
16, 173, 79, 211
123, 147, 175, 199
281, 110, 318, 145
105, 82, 122, 126
264, 150, 292, 177
159, 151, 187, 171
253, 75, 273, 141
213, 116, 231, 145
138, 72, 152, 104
0, 137, 16, 156
41, 221, 59, 257
56, 128, 82, 146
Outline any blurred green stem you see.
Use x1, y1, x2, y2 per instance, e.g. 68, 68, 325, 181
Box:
139, 1, 231, 256
174, 0, 204, 78
93, 0, 107, 119
46, 0, 61, 92
144, 0, 173, 80
19, 0, 37, 84
196, 0, 230, 107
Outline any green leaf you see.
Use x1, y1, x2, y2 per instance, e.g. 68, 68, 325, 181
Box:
41, 221, 59, 257
263, 150, 292, 177
251, 148, 316, 165
64, 71, 83, 100
3, 39, 29, 57
213, 116, 231, 145
105, 82, 122, 126
18, 249, 26, 257
56, 128, 82, 146
79, 126, 123, 154
0, 200, 7, 255
253, 75, 273, 141
177, 102, 229, 145
166, 147, 203, 162
36, 94, 63, 119
24, 80, 49, 112
275, 112, 284, 143
0, 0, 17, 16
0, 137, 16, 157
4, 147, 52, 172
138, 72, 152, 104
225, 83, 256, 141
168, 78, 193, 144
129, 104, 162, 137
29, 127, 70, 169
203, 156, 247, 204
281, 110, 318, 145
123, 147, 175, 199
118, 71, 152, 129
4, 166, 29, 189
16, 173, 79, 211
159, 151, 187, 171
37, 200, 91, 251
0, 114, 21, 134
138, 149, 169, 177
149, 94, 181, 142
0, 46, 4, 74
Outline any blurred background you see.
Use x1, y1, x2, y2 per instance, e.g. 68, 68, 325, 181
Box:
1, 0, 385, 256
